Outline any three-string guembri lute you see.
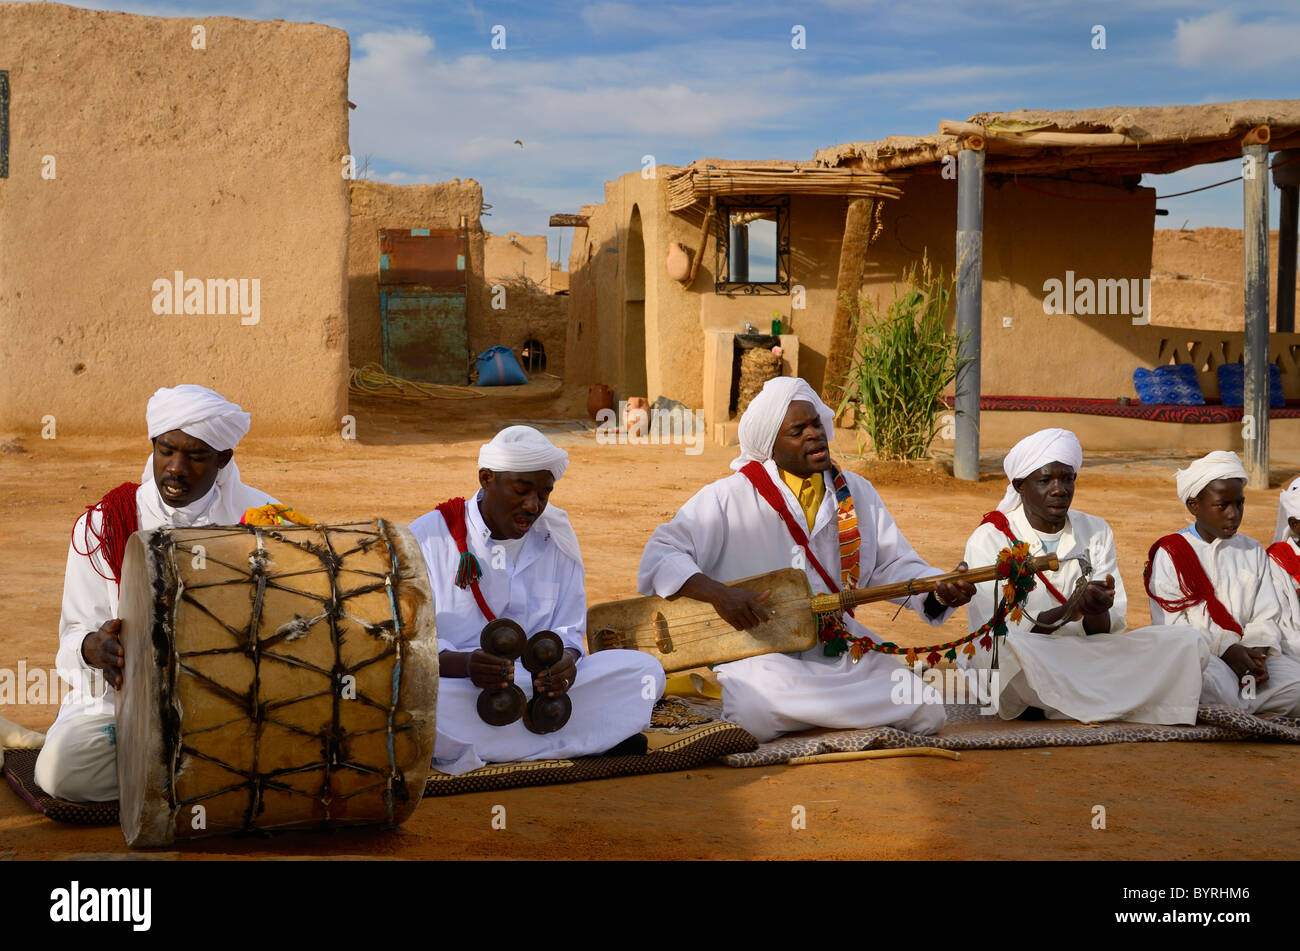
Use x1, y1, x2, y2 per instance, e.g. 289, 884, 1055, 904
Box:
586, 554, 1060, 672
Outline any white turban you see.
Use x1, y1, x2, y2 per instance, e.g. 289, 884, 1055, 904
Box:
478, 426, 581, 567
731, 377, 835, 471
997, 428, 1083, 513
1274, 475, 1300, 543
1175, 450, 1248, 505
478, 425, 569, 480
138, 384, 259, 527
146, 384, 251, 451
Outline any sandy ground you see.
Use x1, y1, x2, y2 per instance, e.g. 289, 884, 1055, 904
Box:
1, 386, 1298, 861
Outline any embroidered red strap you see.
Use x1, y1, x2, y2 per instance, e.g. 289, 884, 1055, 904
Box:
71, 482, 141, 588
1267, 541, 1300, 589
740, 462, 841, 596
1143, 533, 1243, 636
434, 497, 496, 622
979, 510, 1067, 604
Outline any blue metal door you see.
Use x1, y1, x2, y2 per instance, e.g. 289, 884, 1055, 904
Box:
379, 228, 468, 384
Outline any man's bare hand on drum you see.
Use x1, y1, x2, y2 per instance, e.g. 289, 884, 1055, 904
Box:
81, 619, 125, 689
533, 647, 579, 698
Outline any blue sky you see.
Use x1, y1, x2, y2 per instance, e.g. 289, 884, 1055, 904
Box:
68, 0, 1300, 260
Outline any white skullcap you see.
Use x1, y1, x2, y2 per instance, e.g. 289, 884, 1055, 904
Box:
146, 384, 251, 452
1176, 450, 1248, 505
1274, 475, 1300, 543
478, 425, 569, 480
731, 377, 835, 471
997, 428, 1084, 513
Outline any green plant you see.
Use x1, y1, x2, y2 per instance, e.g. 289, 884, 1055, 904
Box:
837, 257, 969, 461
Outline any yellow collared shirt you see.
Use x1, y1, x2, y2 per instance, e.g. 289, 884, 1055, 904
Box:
779, 468, 825, 530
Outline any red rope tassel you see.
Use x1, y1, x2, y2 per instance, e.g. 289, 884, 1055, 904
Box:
71, 482, 140, 586
1143, 534, 1243, 636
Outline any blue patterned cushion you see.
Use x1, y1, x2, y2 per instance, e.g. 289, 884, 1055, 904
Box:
1133, 363, 1205, 405
1216, 363, 1284, 408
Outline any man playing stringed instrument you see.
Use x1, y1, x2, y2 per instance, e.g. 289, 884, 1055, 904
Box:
35, 385, 279, 802
1145, 451, 1300, 715
409, 426, 664, 775
963, 428, 1208, 723
637, 377, 974, 743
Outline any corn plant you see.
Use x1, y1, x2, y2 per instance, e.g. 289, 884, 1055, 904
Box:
838, 258, 969, 461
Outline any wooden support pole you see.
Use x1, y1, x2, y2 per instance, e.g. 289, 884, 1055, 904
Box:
1242, 127, 1271, 489
1273, 150, 1299, 334
954, 139, 985, 482
821, 198, 876, 410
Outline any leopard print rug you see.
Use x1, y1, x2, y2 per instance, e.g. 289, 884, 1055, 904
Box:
720, 701, 1300, 767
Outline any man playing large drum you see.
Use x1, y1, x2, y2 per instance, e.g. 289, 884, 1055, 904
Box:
638, 378, 975, 743
35, 385, 279, 801
409, 426, 664, 775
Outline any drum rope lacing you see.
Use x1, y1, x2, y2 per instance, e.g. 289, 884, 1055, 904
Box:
157, 523, 413, 831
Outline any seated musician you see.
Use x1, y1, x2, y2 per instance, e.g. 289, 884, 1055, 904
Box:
408, 426, 664, 775
963, 428, 1208, 724
637, 377, 974, 743
1146, 451, 1300, 715
35, 385, 279, 801
1265, 476, 1300, 653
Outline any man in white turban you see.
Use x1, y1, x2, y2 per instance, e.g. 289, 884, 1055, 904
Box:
1264, 476, 1300, 656
409, 426, 664, 775
34, 385, 278, 801
963, 428, 1209, 723
638, 377, 974, 742
1146, 451, 1300, 714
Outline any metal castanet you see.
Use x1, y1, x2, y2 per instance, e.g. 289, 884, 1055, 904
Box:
521, 630, 571, 734
586, 554, 1060, 672
476, 618, 527, 727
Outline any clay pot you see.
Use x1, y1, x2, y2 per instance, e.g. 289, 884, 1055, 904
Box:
587, 384, 614, 420
666, 242, 691, 281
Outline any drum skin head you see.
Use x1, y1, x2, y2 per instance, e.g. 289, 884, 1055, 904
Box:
115, 521, 439, 847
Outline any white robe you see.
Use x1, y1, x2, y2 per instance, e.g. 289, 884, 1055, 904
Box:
1265, 537, 1300, 657
408, 492, 663, 776
638, 460, 954, 743
963, 508, 1207, 724
36, 471, 275, 801
1148, 528, 1300, 716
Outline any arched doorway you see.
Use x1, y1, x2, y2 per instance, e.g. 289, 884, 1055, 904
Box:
623, 205, 649, 399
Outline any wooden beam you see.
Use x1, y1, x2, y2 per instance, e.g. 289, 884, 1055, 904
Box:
1242, 134, 1271, 489
549, 214, 589, 227
821, 198, 877, 411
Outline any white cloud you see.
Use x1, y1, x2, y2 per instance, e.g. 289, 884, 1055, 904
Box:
1174, 10, 1300, 68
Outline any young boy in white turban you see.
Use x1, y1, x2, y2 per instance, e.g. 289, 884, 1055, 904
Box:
409, 426, 664, 775
1145, 451, 1300, 714
962, 428, 1208, 723
637, 377, 974, 743
34, 385, 278, 801
1265, 476, 1300, 655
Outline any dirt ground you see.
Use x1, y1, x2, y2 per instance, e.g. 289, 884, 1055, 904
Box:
2, 386, 1298, 861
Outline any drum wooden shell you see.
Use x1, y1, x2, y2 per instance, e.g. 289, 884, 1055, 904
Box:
586, 567, 817, 672
116, 521, 438, 847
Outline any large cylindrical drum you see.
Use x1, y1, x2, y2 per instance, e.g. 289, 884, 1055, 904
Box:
116, 521, 438, 847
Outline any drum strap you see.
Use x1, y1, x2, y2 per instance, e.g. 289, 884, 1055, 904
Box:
1143, 533, 1242, 636
1267, 541, 1300, 592
979, 510, 1067, 604
71, 481, 141, 587
434, 497, 497, 622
